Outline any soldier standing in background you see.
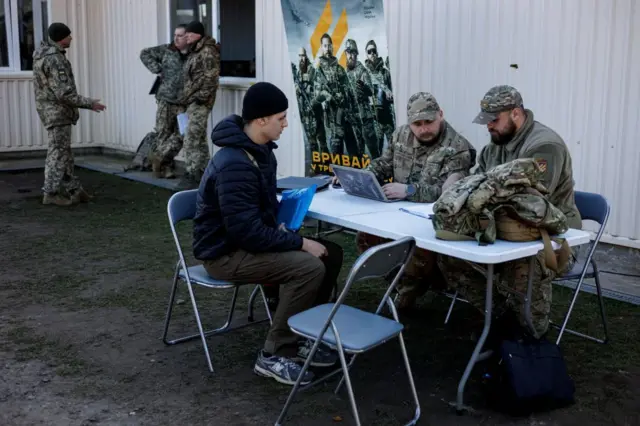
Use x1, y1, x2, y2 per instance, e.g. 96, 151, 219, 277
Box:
364, 40, 395, 153
296, 47, 328, 157
178, 21, 220, 189
314, 33, 359, 158
140, 24, 190, 179
344, 39, 380, 159
32, 22, 106, 206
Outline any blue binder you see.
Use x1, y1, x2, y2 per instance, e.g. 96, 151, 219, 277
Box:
277, 184, 318, 232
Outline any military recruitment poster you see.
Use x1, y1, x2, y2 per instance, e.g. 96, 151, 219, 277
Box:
280, 0, 396, 176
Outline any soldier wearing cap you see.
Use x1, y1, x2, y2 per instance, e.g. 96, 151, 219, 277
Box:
349, 91, 477, 310
437, 85, 582, 338
344, 38, 380, 158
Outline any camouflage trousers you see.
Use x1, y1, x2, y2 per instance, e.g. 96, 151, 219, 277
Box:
153, 100, 185, 165
183, 103, 212, 179
356, 232, 442, 297
42, 125, 81, 196
437, 250, 575, 338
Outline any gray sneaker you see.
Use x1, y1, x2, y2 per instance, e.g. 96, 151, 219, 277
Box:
254, 350, 314, 386
295, 339, 339, 368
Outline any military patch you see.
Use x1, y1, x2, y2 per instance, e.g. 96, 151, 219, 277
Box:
205, 57, 216, 69
535, 158, 548, 173
58, 70, 68, 82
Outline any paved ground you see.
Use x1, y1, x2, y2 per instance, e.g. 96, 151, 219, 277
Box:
0, 168, 639, 425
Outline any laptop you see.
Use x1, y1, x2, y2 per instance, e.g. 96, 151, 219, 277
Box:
331, 164, 400, 203
276, 175, 331, 193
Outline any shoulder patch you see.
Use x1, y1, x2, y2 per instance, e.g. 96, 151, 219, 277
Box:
57, 69, 69, 82
535, 158, 547, 173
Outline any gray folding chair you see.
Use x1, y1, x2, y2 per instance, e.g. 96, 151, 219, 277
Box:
275, 236, 421, 426
552, 191, 610, 345
162, 189, 272, 373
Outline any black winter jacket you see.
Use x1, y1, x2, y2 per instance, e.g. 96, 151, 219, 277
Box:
192, 114, 303, 260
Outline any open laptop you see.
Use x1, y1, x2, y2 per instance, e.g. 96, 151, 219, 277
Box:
331, 164, 401, 203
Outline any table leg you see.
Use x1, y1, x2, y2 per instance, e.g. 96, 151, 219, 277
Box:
456, 263, 494, 413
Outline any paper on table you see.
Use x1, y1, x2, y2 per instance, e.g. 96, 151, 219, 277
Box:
399, 203, 434, 219
177, 113, 189, 136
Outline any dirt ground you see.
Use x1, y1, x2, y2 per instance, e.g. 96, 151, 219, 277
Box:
1, 169, 639, 426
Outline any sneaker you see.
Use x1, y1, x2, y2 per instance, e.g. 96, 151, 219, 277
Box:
295, 339, 338, 368
254, 350, 314, 386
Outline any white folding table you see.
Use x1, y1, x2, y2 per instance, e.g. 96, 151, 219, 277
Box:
302, 187, 591, 412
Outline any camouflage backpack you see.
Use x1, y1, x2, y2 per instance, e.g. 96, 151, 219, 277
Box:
432, 158, 570, 273
124, 132, 158, 172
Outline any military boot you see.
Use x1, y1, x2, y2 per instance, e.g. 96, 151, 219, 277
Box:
71, 188, 92, 204
42, 193, 73, 206
150, 154, 164, 178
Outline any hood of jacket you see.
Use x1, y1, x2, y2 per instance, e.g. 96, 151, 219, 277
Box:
211, 114, 278, 163
33, 41, 65, 61
192, 35, 218, 53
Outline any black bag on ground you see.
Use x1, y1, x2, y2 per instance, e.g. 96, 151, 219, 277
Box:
484, 323, 576, 416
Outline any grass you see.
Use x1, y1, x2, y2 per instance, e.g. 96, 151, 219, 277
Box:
1, 168, 638, 425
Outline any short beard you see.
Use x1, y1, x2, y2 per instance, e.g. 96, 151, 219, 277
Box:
490, 118, 517, 145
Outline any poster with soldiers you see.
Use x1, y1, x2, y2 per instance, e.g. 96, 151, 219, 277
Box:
280, 0, 396, 176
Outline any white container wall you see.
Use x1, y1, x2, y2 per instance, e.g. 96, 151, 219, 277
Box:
1, 0, 639, 248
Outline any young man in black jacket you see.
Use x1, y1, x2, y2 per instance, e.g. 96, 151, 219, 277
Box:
193, 82, 344, 386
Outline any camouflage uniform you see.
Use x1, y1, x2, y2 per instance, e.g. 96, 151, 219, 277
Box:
140, 43, 188, 176
358, 92, 477, 306
344, 39, 380, 159
364, 40, 395, 152
437, 85, 582, 338
32, 40, 94, 201
180, 36, 220, 181
314, 55, 359, 157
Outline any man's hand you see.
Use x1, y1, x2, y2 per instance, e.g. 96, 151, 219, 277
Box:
382, 182, 408, 200
302, 238, 328, 258
90, 99, 106, 112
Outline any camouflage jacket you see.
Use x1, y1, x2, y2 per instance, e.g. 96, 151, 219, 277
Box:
32, 41, 93, 129
140, 43, 188, 104
346, 62, 376, 121
432, 158, 569, 244
181, 36, 220, 109
476, 110, 581, 229
313, 56, 353, 110
367, 121, 476, 203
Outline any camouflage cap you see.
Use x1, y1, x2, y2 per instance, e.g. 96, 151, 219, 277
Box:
473, 85, 524, 124
344, 39, 358, 54
407, 92, 440, 123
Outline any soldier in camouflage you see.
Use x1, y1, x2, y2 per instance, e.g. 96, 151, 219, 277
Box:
344, 39, 380, 159
364, 40, 395, 153
354, 92, 477, 310
141, 24, 190, 179
178, 21, 220, 188
32, 23, 106, 206
437, 85, 582, 338
313, 33, 359, 158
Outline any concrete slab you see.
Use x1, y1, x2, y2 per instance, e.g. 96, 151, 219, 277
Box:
0, 158, 44, 172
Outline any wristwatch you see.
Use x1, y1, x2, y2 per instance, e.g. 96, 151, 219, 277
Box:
406, 184, 417, 197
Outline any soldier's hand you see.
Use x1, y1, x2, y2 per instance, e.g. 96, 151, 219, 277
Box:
382, 182, 408, 200
91, 100, 106, 112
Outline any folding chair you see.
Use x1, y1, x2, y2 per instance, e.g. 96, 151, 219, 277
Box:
551, 191, 610, 345
275, 236, 421, 426
161, 189, 273, 373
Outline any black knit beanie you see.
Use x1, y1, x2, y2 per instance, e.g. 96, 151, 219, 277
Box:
185, 21, 205, 37
48, 22, 71, 42
242, 82, 289, 120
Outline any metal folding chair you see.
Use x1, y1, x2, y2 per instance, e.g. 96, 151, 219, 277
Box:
161, 189, 273, 373
552, 191, 610, 345
275, 236, 421, 426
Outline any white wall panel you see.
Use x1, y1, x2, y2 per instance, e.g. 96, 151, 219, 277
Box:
0, 75, 47, 150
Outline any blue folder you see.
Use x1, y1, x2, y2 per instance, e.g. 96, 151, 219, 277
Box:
277, 184, 318, 231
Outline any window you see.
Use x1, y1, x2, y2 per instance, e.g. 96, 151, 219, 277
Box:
0, 0, 48, 71
169, 0, 256, 78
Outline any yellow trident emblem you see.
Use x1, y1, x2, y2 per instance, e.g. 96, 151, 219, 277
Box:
310, 0, 350, 68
